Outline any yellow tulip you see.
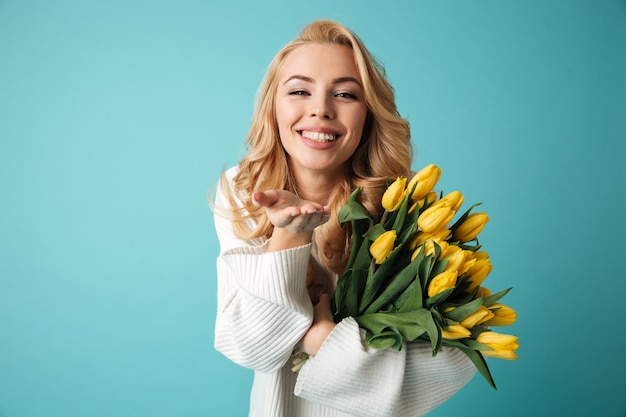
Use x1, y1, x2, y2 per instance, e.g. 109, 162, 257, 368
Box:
417, 202, 455, 234
459, 257, 476, 275
443, 245, 467, 273
477, 331, 519, 360
452, 212, 489, 243
465, 258, 493, 291
412, 238, 448, 261
382, 177, 407, 212
469, 251, 490, 261
460, 306, 495, 328
484, 303, 518, 326
416, 191, 439, 210
426, 239, 448, 259
432, 228, 451, 241
409, 229, 450, 250
410, 240, 431, 261
408, 164, 441, 200
433, 190, 464, 212
460, 250, 488, 274
441, 324, 471, 340
427, 270, 457, 297
369, 230, 397, 264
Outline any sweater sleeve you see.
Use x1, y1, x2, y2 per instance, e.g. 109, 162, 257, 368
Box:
213, 169, 314, 373
294, 318, 476, 417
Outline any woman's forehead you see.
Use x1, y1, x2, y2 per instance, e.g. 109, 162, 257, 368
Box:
278, 43, 362, 84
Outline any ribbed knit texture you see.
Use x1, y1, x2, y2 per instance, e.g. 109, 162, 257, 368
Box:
214, 167, 476, 416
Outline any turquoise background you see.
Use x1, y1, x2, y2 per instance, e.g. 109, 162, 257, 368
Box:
1, 1, 625, 416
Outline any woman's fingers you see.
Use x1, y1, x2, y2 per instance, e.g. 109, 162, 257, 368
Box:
252, 190, 279, 208
252, 190, 330, 232
294, 207, 330, 228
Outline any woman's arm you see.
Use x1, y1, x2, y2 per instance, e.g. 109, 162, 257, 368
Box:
213, 171, 316, 372
214, 242, 314, 372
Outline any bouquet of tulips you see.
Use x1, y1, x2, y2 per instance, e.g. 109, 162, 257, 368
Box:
330, 164, 518, 389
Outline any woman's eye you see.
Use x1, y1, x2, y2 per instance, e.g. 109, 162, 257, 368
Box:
289, 90, 309, 96
336, 92, 358, 100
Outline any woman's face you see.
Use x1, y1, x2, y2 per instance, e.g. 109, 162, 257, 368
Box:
275, 43, 368, 179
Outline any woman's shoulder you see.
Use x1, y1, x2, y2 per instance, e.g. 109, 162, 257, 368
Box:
217, 165, 241, 195
223, 165, 240, 181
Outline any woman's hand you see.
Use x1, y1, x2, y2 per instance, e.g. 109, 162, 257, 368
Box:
253, 190, 330, 251
252, 190, 330, 234
299, 294, 336, 357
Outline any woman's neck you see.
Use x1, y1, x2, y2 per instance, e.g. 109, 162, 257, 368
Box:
291, 168, 342, 206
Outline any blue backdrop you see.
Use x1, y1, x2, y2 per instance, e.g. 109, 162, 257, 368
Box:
1, 1, 625, 416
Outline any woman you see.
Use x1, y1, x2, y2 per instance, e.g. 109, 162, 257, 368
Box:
213, 20, 476, 417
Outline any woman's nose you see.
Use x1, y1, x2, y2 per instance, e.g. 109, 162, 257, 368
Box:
309, 95, 335, 120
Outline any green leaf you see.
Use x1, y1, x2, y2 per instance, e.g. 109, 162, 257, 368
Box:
425, 287, 455, 308
418, 191, 439, 213
407, 200, 421, 225
442, 296, 484, 322
391, 190, 413, 232
355, 309, 433, 343
430, 307, 446, 328
421, 310, 441, 355
457, 347, 497, 389
395, 250, 425, 312
342, 187, 373, 271
342, 268, 368, 319
441, 339, 469, 349
447, 285, 479, 305
359, 243, 409, 312
461, 339, 491, 351
366, 330, 403, 350
358, 309, 440, 354
454, 276, 474, 293
333, 270, 351, 317
338, 201, 372, 227
449, 202, 483, 234
418, 253, 436, 291
429, 258, 449, 278
351, 238, 373, 271
363, 223, 388, 241
396, 280, 423, 312
398, 222, 418, 246
346, 217, 371, 270
483, 288, 513, 306
362, 251, 422, 314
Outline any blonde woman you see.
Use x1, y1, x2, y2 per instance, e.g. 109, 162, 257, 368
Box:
213, 20, 475, 417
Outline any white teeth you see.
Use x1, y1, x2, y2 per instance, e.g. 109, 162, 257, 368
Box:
301, 131, 337, 142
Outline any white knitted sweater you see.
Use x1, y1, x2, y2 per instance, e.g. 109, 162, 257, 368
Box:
214, 167, 476, 417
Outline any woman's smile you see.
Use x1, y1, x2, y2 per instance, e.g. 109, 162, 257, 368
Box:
299, 130, 338, 143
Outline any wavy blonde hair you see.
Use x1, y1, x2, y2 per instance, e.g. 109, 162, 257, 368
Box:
219, 20, 412, 274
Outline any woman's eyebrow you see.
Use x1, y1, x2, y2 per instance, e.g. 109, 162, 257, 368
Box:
333, 76, 362, 88
283, 75, 313, 84
283, 75, 362, 88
